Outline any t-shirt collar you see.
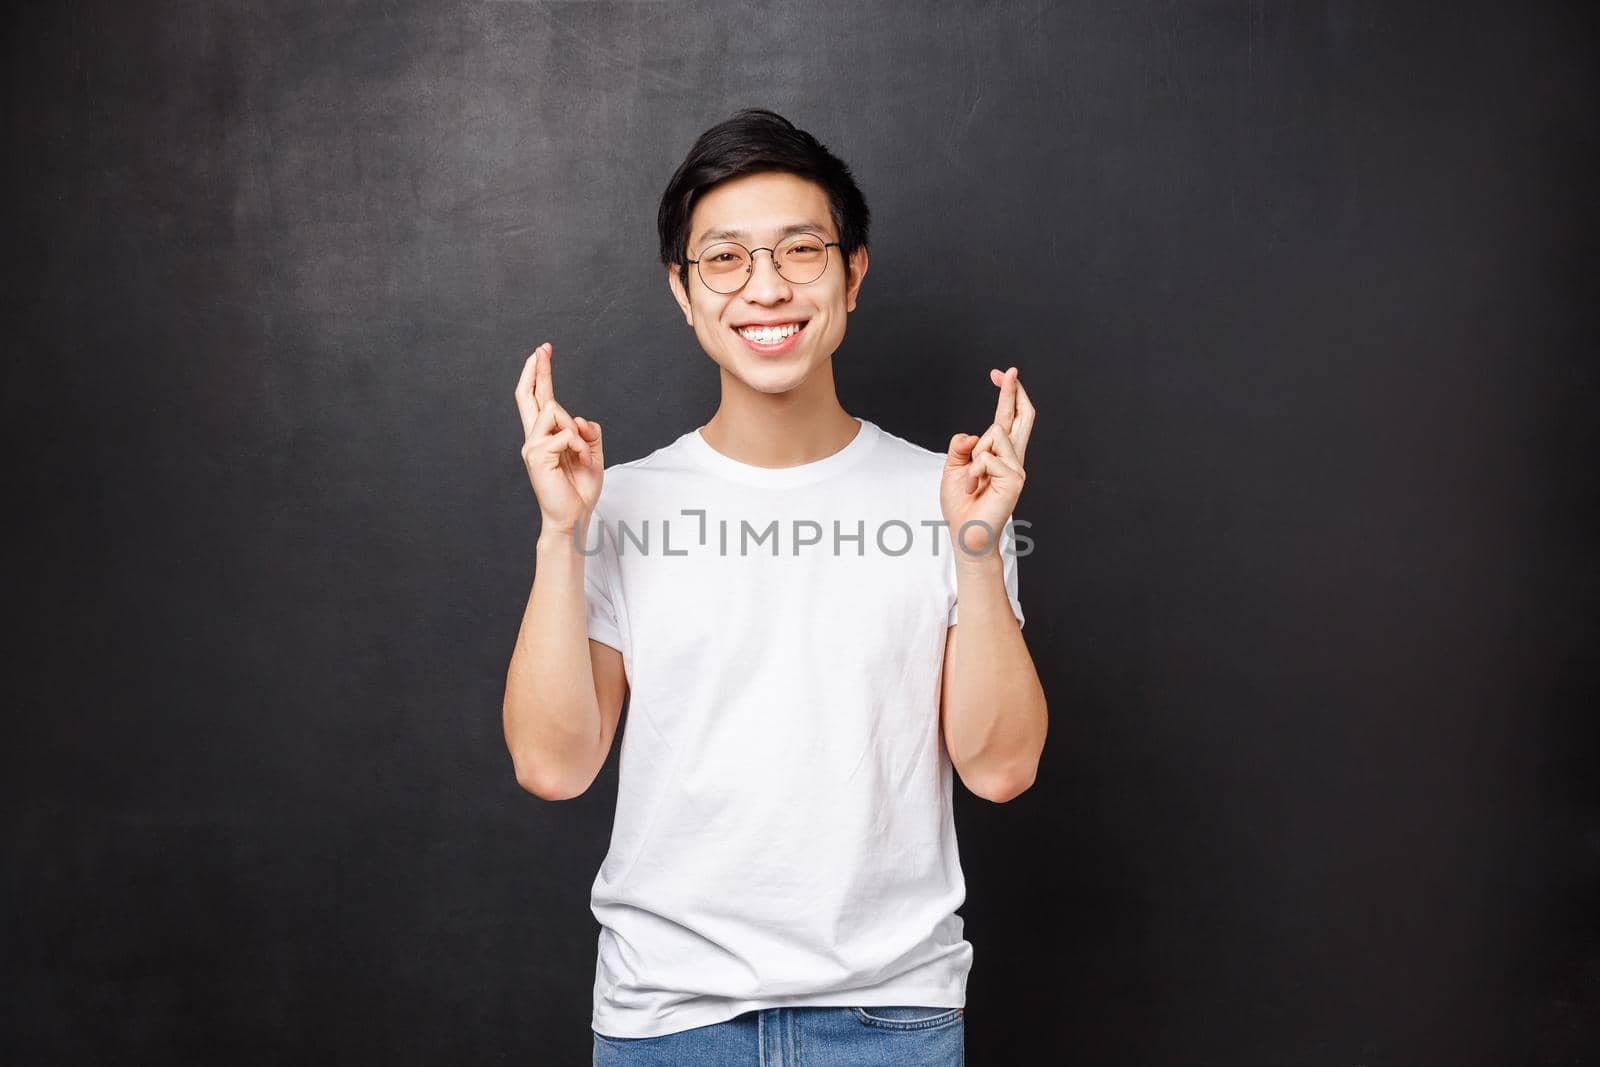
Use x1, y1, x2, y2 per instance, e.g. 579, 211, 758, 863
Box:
679, 417, 880, 488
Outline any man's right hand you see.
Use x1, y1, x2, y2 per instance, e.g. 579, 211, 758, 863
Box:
514, 341, 604, 538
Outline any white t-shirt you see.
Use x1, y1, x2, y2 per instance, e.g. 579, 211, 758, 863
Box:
580, 416, 1024, 1039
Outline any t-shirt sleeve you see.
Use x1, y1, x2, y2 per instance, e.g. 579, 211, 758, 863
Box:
947, 516, 1026, 630
581, 512, 625, 652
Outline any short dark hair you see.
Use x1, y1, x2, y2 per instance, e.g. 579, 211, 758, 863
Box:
657, 108, 871, 293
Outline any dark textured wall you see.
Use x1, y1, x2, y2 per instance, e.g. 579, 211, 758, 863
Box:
5, 2, 1595, 1063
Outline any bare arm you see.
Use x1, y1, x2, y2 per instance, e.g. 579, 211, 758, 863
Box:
502, 341, 626, 800
940, 553, 1047, 803
938, 366, 1047, 803
503, 531, 628, 800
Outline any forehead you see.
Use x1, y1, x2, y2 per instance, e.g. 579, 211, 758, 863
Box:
688, 172, 834, 247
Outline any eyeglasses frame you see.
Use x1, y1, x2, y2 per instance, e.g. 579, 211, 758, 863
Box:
685, 233, 843, 294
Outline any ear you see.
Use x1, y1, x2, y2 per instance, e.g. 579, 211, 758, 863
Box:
667, 263, 694, 326
844, 245, 869, 313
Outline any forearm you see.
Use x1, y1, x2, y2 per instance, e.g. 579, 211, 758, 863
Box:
503, 528, 603, 796
941, 555, 1048, 801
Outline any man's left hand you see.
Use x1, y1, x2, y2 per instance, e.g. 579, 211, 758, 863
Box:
941, 366, 1036, 560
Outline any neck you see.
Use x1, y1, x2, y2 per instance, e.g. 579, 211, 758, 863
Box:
699, 361, 859, 468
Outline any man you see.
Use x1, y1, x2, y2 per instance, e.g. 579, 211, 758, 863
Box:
504, 108, 1047, 1064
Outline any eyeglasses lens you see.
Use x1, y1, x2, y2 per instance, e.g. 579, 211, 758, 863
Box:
697, 235, 829, 293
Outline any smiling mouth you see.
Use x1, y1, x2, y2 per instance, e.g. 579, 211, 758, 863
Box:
732, 319, 812, 356
732, 320, 809, 340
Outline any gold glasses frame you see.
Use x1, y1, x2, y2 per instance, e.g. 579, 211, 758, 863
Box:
685, 232, 842, 294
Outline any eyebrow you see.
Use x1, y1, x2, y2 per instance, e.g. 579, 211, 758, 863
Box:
693, 221, 832, 246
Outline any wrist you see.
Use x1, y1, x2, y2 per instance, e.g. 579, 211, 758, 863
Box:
537, 518, 591, 556
952, 547, 1004, 575
948, 520, 1006, 569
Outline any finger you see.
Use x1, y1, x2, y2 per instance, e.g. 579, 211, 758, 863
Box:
533, 343, 556, 412
574, 416, 604, 469
1011, 379, 1035, 466
970, 420, 1005, 459
947, 431, 983, 491
965, 452, 996, 497
544, 400, 592, 465
544, 397, 577, 433
515, 348, 544, 439
539, 425, 594, 470
529, 395, 561, 439
998, 367, 1024, 428
992, 367, 1017, 435
970, 449, 1023, 492
944, 431, 978, 471
985, 417, 1024, 471
960, 429, 994, 493
963, 426, 1021, 491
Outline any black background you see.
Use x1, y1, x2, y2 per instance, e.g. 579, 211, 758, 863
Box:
5, 1, 1596, 1063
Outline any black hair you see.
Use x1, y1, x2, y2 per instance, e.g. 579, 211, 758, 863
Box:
657, 108, 871, 294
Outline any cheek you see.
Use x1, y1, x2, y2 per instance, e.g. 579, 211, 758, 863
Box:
701, 301, 735, 335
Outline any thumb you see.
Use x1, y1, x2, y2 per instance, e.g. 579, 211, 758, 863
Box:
944, 432, 976, 471
576, 417, 604, 465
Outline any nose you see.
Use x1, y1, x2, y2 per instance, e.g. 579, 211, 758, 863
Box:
741, 248, 792, 302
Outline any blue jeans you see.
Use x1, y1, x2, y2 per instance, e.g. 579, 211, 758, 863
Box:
593, 1005, 965, 1065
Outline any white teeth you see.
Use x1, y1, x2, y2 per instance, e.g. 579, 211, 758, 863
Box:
737, 322, 804, 343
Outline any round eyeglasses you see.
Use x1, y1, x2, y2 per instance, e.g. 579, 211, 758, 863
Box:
686, 233, 842, 294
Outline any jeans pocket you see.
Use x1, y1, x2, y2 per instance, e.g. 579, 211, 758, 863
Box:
850, 1005, 964, 1030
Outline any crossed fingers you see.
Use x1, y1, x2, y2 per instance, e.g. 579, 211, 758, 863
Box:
965, 366, 1035, 492
514, 342, 596, 467
985, 365, 1035, 466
